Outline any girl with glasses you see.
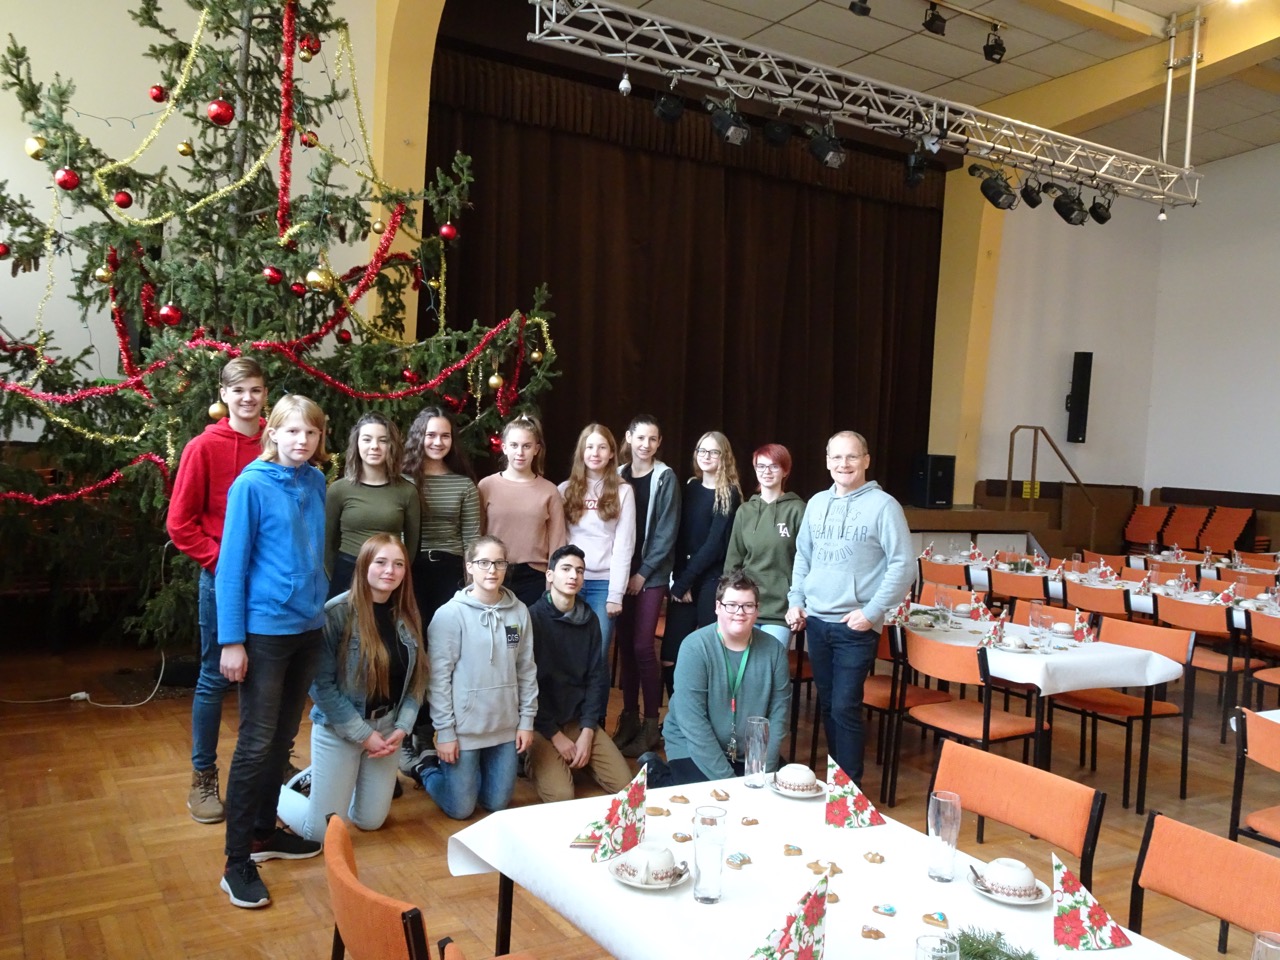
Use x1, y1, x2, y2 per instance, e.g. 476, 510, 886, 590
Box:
724, 444, 806, 644
409, 535, 537, 819
664, 431, 742, 698
477, 414, 567, 607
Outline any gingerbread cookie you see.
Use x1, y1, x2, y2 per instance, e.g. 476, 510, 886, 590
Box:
922, 912, 948, 929
711, 788, 730, 801
672, 832, 692, 843
863, 851, 885, 864
726, 852, 752, 870
783, 844, 803, 856
827, 892, 840, 904
644, 806, 669, 816
861, 926, 885, 940
806, 859, 842, 876
670, 795, 689, 804
741, 817, 759, 826
872, 904, 897, 917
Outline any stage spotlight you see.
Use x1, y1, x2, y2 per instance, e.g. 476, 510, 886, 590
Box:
848, 0, 872, 15
923, 4, 947, 36
984, 29, 1006, 63
1053, 189, 1089, 225
904, 150, 928, 187
763, 119, 792, 147
979, 174, 1016, 209
618, 71, 631, 97
1020, 178, 1043, 208
807, 128, 846, 168
654, 93, 684, 124
709, 105, 750, 145
1088, 194, 1113, 224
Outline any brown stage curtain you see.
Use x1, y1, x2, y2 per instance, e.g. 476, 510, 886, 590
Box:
424, 48, 942, 498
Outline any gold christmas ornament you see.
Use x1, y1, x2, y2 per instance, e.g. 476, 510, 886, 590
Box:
305, 267, 334, 292
208, 401, 229, 420
298, 47, 313, 63
488, 372, 505, 390
370, 218, 386, 235
427, 278, 440, 290
529, 349, 544, 363
93, 265, 115, 284
25, 135, 47, 160
177, 139, 195, 157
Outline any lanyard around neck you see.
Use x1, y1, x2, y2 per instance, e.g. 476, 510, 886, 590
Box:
717, 629, 751, 721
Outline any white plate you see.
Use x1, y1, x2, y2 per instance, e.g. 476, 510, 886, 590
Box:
769, 779, 826, 800
609, 858, 691, 891
1051, 623, 1074, 636
967, 872, 1051, 906
993, 643, 1033, 654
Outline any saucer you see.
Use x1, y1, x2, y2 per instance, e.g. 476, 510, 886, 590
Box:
993, 643, 1033, 654
769, 779, 826, 800
967, 872, 1051, 906
609, 859, 691, 890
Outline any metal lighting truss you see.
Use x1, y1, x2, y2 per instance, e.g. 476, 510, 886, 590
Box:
528, 0, 1200, 207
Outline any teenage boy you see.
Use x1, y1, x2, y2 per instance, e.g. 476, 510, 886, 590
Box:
526, 544, 631, 803
167, 357, 267, 823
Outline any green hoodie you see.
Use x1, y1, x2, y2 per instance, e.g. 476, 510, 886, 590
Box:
723, 491, 806, 626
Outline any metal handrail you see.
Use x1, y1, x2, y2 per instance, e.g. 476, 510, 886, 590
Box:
1005, 425, 1097, 551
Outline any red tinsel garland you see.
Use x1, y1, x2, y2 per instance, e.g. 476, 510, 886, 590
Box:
277, 0, 297, 237
495, 312, 526, 417
0, 453, 171, 505
338, 251, 414, 285
0, 336, 41, 357
106, 247, 142, 380
136, 241, 159, 330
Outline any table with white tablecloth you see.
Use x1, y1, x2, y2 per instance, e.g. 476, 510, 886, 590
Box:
448, 776, 1195, 960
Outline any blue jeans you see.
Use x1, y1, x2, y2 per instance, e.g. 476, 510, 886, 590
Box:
421, 741, 519, 820
223, 630, 322, 858
758, 623, 791, 645
580, 579, 616, 665
192, 568, 230, 771
805, 617, 878, 785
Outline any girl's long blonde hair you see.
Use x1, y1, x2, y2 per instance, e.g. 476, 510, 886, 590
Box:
501, 413, 547, 477
692, 430, 742, 515
259, 394, 328, 466
338, 534, 427, 702
562, 424, 622, 524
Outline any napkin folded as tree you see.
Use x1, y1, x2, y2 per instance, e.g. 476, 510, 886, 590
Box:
1033, 554, 1049, 572
825, 756, 885, 828
1053, 853, 1131, 950
572, 765, 648, 860
1171, 544, 1186, 562
751, 874, 828, 960
1097, 560, 1117, 582
1073, 608, 1097, 643
1212, 581, 1239, 605
966, 541, 987, 563
980, 609, 1008, 647
920, 541, 935, 559
969, 591, 993, 621
885, 592, 914, 626
1134, 571, 1152, 597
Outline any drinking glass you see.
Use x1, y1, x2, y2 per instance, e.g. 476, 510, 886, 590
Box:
1252, 933, 1280, 960
744, 717, 769, 789
938, 595, 955, 630
1028, 600, 1045, 637
916, 934, 960, 959
1072, 551, 1083, 564
692, 806, 727, 904
926, 790, 961, 882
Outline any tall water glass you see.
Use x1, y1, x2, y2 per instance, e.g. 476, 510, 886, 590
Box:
926, 790, 961, 882
1252, 933, 1280, 960
938, 595, 955, 630
916, 934, 960, 959
744, 717, 769, 788
692, 806, 727, 904
1028, 599, 1045, 639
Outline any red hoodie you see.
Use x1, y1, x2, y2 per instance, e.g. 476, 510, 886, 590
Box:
166, 418, 264, 571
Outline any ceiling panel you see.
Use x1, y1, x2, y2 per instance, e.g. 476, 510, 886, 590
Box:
748, 23, 867, 65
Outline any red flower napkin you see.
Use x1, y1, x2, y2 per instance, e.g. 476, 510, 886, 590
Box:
1212, 581, 1239, 605
825, 756, 885, 828
1134, 571, 1152, 597
1053, 853, 1131, 950
1073, 608, 1097, 643
1097, 560, 1116, 582
751, 874, 829, 960
966, 541, 987, 563
1033, 554, 1049, 571
1171, 544, 1186, 562
885, 592, 914, 626
920, 541, 935, 559
968, 591, 993, 621
980, 609, 1008, 647
574, 765, 647, 860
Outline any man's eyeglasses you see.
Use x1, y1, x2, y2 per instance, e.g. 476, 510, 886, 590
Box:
469, 559, 510, 571
719, 601, 759, 614
696, 448, 723, 458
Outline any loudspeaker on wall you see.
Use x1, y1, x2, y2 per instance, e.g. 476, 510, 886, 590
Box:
910, 454, 955, 509
1065, 351, 1092, 443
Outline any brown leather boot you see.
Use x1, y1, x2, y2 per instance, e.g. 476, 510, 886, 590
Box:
611, 710, 642, 752
622, 718, 661, 759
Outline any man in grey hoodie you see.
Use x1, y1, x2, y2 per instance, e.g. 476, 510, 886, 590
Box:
785, 431, 913, 785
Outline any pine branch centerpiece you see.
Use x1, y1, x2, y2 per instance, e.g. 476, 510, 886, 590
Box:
955, 927, 1039, 960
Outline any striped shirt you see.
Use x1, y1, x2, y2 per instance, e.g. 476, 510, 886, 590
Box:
416, 472, 481, 557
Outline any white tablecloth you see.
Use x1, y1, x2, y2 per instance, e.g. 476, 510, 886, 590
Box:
448, 777, 1192, 960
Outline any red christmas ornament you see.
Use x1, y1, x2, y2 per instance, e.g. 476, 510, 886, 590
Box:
0, 242, 10, 259
55, 167, 80, 191
113, 190, 134, 209
192, 327, 206, 339
149, 84, 168, 103
438, 222, 458, 241
289, 281, 307, 298
299, 130, 318, 149
159, 302, 183, 326
336, 329, 352, 344
401, 369, 419, 383
300, 34, 322, 55
207, 98, 234, 126
222, 325, 235, 336
262, 265, 284, 285
488, 433, 504, 455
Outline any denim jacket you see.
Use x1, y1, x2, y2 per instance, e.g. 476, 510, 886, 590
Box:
309, 591, 422, 745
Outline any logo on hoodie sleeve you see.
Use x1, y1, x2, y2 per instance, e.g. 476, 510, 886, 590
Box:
505, 624, 521, 647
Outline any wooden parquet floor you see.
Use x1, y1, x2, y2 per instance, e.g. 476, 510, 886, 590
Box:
1, 643, 1277, 959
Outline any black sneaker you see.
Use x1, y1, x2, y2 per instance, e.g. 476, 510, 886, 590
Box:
221, 859, 271, 909
250, 827, 322, 862
411, 747, 439, 782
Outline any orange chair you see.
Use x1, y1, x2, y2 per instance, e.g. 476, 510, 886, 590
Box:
1229, 707, 1280, 852
988, 569, 1050, 606
919, 558, 970, 591
1160, 505, 1212, 551
1123, 505, 1169, 551
1244, 609, 1280, 703
1198, 506, 1253, 554
1083, 549, 1128, 570
867, 626, 951, 804
1237, 550, 1280, 570
1008, 598, 1075, 627
1149, 560, 1201, 582
1129, 810, 1280, 954
917, 582, 938, 606
324, 816, 533, 960
1118, 566, 1149, 584
932, 740, 1105, 889
887, 629, 1046, 802
1214, 568, 1278, 589
1063, 579, 1133, 620
1048, 619, 1193, 814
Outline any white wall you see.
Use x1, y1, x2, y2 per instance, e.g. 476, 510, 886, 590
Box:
0, 2, 375, 438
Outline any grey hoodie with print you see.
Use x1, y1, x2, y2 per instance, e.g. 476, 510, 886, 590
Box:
427, 584, 538, 750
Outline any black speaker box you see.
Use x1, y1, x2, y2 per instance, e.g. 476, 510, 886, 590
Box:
910, 454, 955, 509
1066, 351, 1093, 443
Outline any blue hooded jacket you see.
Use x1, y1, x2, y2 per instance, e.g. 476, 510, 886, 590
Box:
215, 458, 328, 643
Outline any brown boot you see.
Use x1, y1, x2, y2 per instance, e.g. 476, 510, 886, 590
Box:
611, 710, 641, 752
188, 767, 224, 824
622, 718, 661, 759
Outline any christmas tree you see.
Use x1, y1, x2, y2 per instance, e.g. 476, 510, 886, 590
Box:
0, 1, 556, 645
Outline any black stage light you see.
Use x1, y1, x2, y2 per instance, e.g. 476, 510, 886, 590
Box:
1020, 178, 1043, 208
654, 93, 684, 124
763, 119, 792, 147
980, 174, 1016, 209
849, 0, 872, 15
1088, 195, 1113, 224
807, 130, 846, 168
905, 150, 928, 187
1054, 189, 1089, 225
710, 106, 750, 145
984, 30, 1006, 64
923, 4, 947, 36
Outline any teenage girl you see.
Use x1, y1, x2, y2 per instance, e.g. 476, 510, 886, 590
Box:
558, 424, 635, 661
277, 534, 427, 840
325, 413, 420, 599
215, 394, 329, 910
476, 414, 567, 607
663, 430, 742, 690
724, 443, 806, 644
612, 415, 679, 758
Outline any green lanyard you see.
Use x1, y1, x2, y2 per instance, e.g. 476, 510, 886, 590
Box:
717, 630, 751, 724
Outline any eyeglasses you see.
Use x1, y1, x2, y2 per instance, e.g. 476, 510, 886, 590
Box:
696, 448, 723, 458
827, 453, 867, 463
719, 601, 759, 614
468, 559, 510, 571
754, 463, 780, 473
